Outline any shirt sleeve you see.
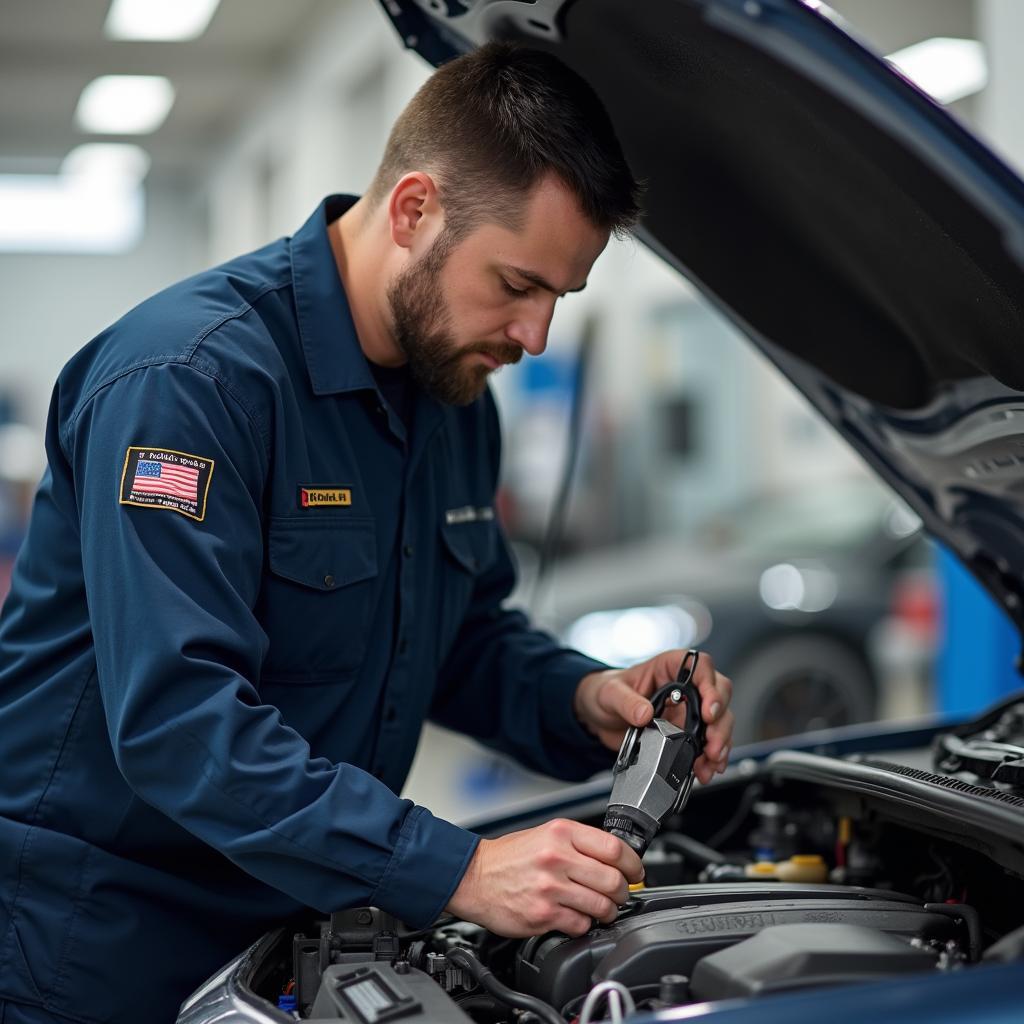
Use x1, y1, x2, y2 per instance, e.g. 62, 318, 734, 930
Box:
67, 359, 477, 928
430, 395, 614, 781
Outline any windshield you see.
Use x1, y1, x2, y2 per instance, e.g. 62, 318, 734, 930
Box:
696, 480, 918, 558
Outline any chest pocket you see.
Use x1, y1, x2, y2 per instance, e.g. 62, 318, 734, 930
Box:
437, 517, 501, 652
260, 515, 378, 683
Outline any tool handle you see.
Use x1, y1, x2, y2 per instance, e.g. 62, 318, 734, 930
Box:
648, 650, 705, 757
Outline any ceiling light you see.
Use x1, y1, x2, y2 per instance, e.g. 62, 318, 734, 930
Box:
886, 37, 988, 105
74, 75, 175, 135
0, 176, 144, 253
61, 143, 151, 185
105, 0, 221, 41
0, 144, 148, 253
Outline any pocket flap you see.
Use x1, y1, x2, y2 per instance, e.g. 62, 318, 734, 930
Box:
440, 519, 499, 575
268, 517, 377, 591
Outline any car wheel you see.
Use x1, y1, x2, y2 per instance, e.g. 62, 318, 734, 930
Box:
729, 633, 876, 744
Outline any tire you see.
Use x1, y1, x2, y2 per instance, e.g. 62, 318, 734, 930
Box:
729, 633, 877, 745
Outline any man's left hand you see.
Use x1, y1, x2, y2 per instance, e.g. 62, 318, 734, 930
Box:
573, 651, 734, 785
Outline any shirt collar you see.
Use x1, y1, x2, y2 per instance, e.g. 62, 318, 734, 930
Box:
290, 194, 377, 396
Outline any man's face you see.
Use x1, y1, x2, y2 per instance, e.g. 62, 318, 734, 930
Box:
387, 175, 610, 406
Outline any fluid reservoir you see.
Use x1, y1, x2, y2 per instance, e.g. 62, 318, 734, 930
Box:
744, 855, 828, 883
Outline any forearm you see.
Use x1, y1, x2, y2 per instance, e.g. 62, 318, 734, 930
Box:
432, 605, 612, 780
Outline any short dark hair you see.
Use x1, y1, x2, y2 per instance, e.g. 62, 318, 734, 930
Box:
366, 42, 642, 240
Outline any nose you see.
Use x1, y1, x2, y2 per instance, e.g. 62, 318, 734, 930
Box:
505, 305, 554, 357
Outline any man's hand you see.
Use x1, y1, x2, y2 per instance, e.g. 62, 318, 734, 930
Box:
574, 650, 734, 784
445, 819, 643, 937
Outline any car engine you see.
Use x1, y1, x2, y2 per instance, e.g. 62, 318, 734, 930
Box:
244, 697, 1024, 1022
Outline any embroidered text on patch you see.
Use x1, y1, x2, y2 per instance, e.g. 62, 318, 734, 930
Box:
298, 486, 352, 508
119, 447, 215, 522
445, 505, 495, 525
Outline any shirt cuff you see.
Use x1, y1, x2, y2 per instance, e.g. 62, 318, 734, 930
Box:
371, 805, 480, 929
540, 652, 615, 778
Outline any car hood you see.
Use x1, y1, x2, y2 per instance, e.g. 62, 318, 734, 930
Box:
377, 0, 1024, 642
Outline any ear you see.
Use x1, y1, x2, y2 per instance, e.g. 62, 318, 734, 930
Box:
387, 172, 441, 251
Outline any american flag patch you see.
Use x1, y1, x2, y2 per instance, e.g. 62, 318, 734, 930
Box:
119, 446, 214, 522
134, 459, 199, 501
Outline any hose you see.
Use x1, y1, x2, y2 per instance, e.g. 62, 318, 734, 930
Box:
530, 312, 597, 611
445, 947, 564, 1024
579, 981, 636, 1024
454, 994, 509, 1023
705, 782, 764, 851
658, 831, 728, 866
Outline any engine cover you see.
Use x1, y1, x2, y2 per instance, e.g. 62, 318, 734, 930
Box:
514, 883, 961, 1012
689, 923, 938, 1000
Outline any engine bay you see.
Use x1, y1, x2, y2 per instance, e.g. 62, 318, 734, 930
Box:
245, 698, 1024, 1022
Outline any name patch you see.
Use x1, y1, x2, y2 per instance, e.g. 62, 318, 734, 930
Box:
445, 505, 495, 525
299, 486, 352, 508
119, 446, 215, 522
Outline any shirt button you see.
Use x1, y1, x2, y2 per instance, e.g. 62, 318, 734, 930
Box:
323, 574, 336, 588
403, 544, 414, 558
397, 638, 409, 655
384, 704, 398, 723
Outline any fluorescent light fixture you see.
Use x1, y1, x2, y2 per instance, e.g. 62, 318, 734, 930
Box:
886, 37, 988, 105
105, 0, 221, 41
0, 144, 148, 253
75, 75, 175, 135
62, 143, 151, 185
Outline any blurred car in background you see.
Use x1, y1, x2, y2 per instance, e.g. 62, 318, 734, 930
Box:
530, 476, 937, 744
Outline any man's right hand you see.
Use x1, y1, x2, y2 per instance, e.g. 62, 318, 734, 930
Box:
445, 818, 643, 938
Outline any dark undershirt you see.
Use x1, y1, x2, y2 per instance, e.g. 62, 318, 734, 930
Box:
369, 360, 415, 432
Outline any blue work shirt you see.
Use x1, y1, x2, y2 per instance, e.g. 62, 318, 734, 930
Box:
0, 195, 610, 1023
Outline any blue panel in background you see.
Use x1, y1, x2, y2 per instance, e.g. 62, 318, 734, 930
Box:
937, 545, 1022, 714
520, 351, 576, 397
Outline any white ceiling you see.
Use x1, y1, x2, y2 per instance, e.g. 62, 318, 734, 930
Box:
0, 0, 335, 184
0, 0, 979, 188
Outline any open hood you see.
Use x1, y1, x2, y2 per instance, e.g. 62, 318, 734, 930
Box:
377, 0, 1024, 646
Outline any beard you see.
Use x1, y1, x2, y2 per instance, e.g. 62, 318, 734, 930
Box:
387, 233, 522, 406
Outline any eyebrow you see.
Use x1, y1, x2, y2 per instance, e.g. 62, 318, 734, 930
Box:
505, 265, 588, 297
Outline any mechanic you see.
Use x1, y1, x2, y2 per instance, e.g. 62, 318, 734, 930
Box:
0, 43, 733, 1024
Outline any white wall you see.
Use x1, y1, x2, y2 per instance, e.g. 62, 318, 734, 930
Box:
0, 182, 206, 437
977, 0, 1024, 175
204, 3, 429, 264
